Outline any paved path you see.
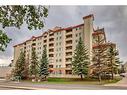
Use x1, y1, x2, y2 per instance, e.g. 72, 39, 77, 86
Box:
0, 80, 127, 90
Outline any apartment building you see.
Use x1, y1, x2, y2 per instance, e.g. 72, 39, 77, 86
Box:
13, 14, 116, 76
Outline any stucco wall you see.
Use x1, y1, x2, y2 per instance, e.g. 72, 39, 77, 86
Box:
0, 67, 11, 78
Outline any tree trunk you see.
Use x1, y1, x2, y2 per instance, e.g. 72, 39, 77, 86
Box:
98, 74, 102, 83
80, 74, 83, 80
111, 71, 114, 80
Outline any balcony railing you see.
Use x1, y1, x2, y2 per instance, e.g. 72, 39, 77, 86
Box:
66, 29, 72, 34
66, 46, 72, 50
49, 38, 54, 42
49, 49, 54, 52
66, 64, 72, 68
66, 34, 72, 39
49, 54, 54, 57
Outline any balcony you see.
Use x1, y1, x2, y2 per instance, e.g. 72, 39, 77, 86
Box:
66, 40, 72, 46
32, 39, 36, 42
24, 46, 26, 49
49, 43, 54, 47
65, 62, 72, 65
65, 70, 72, 74
66, 44, 73, 48
66, 58, 72, 62
66, 64, 72, 68
66, 52, 72, 55
43, 40, 47, 43
49, 48, 54, 52
49, 54, 54, 57
49, 64, 53, 68
49, 38, 54, 42
44, 35, 47, 38
43, 45, 47, 48
66, 46, 72, 51
49, 33, 54, 37
66, 29, 72, 34
32, 43, 36, 47
66, 34, 72, 39
66, 52, 72, 56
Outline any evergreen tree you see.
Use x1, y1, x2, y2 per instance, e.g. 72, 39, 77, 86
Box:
39, 46, 49, 80
115, 57, 122, 74
13, 51, 26, 80
107, 45, 118, 79
72, 37, 90, 79
24, 54, 30, 79
29, 48, 39, 80
92, 37, 108, 82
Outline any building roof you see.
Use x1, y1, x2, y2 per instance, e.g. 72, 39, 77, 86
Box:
13, 23, 85, 47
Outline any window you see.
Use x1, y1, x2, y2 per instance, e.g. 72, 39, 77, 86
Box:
75, 40, 78, 43
59, 42, 61, 45
56, 43, 58, 46
44, 35, 47, 38
44, 40, 47, 43
56, 48, 58, 51
75, 34, 78, 37
59, 48, 61, 51
59, 59, 62, 62
59, 36, 62, 39
56, 59, 58, 62
59, 53, 61, 56
59, 65, 61, 68
56, 37, 58, 40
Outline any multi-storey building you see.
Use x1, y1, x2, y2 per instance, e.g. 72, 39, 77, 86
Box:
13, 14, 117, 76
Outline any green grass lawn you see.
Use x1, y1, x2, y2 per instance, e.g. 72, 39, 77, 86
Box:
22, 76, 122, 85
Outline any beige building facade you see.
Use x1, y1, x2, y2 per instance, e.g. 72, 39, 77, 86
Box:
13, 14, 116, 76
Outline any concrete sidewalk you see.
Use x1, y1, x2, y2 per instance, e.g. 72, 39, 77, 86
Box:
0, 80, 52, 90
1, 79, 127, 90
0, 84, 49, 90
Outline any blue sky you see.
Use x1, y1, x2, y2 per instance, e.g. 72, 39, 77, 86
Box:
0, 6, 127, 65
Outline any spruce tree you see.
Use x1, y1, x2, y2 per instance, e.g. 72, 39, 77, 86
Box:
24, 54, 30, 79
107, 45, 118, 79
39, 46, 49, 80
72, 37, 90, 79
29, 48, 39, 80
13, 51, 26, 80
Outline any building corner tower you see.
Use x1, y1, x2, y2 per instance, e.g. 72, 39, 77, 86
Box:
83, 14, 94, 63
